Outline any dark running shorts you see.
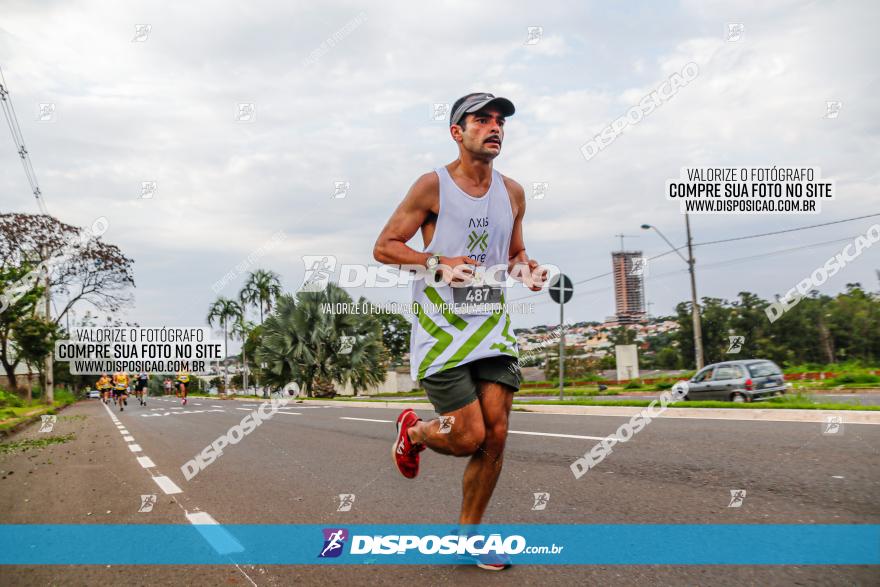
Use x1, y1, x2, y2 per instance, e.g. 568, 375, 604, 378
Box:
135, 380, 147, 391
419, 355, 521, 415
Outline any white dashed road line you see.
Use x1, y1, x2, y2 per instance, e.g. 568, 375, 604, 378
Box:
152, 475, 183, 495
128, 444, 142, 452
137, 456, 156, 468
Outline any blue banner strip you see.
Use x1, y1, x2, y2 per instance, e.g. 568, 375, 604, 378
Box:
1, 525, 877, 565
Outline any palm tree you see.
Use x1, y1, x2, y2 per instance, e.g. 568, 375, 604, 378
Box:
256, 284, 387, 397
231, 317, 255, 394
206, 297, 243, 395
239, 270, 282, 325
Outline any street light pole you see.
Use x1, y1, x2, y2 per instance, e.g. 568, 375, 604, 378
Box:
641, 215, 705, 370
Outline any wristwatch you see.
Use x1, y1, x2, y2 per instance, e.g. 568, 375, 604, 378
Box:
426, 254, 442, 282
425, 254, 441, 271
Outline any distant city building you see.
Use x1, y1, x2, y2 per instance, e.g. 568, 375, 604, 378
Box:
611, 251, 646, 324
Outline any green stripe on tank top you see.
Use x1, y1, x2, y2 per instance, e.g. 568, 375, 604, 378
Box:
498, 312, 519, 356
414, 302, 454, 379
437, 310, 503, 372
423, 286, 467, 330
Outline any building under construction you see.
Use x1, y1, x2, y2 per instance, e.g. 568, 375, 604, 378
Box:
611, 251, 647, 324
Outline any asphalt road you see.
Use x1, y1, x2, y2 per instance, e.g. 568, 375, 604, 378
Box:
1, 396, 878, 586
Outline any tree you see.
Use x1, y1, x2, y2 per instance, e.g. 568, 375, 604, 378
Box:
239, 269, 282, 325
256, 285, 387, 397
373, 311, 411, 367
0, 214, 134, 399
242, 324, 267, 397
0, 264, 44, 392
13, 317, 60, 403
231, 317, 255, 393
206, 297, 243, 395
608, 325, 637, 346
0, 214, 135, 324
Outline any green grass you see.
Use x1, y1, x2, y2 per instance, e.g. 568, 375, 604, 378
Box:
0, 388, 79, 432
370, 390, 425, 398
0, 433, 76, 454
515, 395, 880, 411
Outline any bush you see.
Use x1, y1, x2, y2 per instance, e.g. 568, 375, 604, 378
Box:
624, 380, 643, 390
54, 388, 77, 405
832, 373, 880, 385
0, 389, 23, 408
655, 380, 674, 390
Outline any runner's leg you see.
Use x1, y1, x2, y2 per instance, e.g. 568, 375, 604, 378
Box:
458, 381, 513, 525
407, 401, 485, 457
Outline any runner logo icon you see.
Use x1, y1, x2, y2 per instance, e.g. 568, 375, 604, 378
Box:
319, 528, 349, 558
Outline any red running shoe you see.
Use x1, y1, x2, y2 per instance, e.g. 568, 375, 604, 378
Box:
392, 409, 425, 479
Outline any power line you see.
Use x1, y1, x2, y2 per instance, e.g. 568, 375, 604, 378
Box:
0, 65, 49, 215
510, 234, 861, 304
692, 213, 880, 247
509, 213, 879, 302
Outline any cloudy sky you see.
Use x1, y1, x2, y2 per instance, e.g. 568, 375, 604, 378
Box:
2, 0, 878, 346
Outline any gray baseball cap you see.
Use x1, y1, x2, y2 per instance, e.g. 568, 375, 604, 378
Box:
449, 92, 515, 127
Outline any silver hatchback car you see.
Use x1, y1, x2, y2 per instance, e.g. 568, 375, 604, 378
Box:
683, 359, 786, 402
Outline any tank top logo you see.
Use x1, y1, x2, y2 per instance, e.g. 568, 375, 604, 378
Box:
466, 216, 490, 260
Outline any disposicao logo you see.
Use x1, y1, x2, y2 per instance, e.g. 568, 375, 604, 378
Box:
318, 528, 349, 558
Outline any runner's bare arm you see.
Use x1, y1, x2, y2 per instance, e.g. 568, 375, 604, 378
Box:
373, 173, 439, 267
504, 176, 547, 291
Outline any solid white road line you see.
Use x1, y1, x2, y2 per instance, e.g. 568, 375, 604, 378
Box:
273, 411, 301, 415
335, 416, 606, 440
508, 430, 607, 441
153, 475, 182, 495
128, 444, 142, 452
137, 456, 156, 468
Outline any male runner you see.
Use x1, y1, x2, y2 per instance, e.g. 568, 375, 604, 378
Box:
373, 92, 547, 570
163, 378, 172, 396
176, 369, 190, 406
96, 373, 112, 404
134, 371, 148, 406
111, 370, 129, 412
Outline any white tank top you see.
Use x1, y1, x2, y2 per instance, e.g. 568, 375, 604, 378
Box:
409, 166, 519, 380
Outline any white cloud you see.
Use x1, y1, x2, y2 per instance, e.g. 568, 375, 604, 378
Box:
1, 0, 877, 336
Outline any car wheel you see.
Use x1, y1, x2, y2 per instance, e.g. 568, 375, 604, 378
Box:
731, 393, 747, 403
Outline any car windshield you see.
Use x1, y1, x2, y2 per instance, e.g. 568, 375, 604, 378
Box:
748, 362, 781, 377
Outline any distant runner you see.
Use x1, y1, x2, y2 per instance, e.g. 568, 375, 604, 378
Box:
111, 370, 129, 412
176, 369, 190, 406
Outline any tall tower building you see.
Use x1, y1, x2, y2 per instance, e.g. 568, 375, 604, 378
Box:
612, 251, 646, 324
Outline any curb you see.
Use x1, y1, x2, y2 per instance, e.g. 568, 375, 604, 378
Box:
0, 401, 76, 439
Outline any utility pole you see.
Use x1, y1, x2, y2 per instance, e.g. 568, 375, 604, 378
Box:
685, 214, 704, 370
641, 215, 705, 370
41, 246, 54, 404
